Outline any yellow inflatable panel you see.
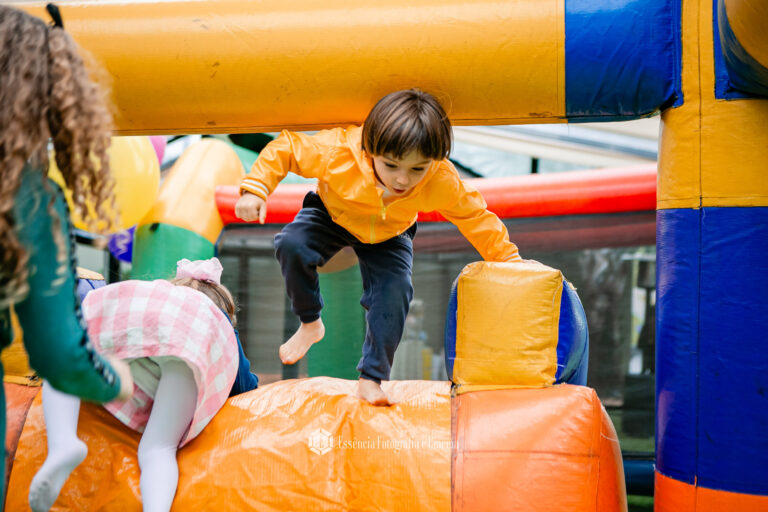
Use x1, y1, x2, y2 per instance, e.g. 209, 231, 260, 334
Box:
20, 0, 565, 134
139, 139, 244, 243
453, 262, 561, 393
658, 0, 768, 209
0, 307, 38, 386
6, 378, 451, 511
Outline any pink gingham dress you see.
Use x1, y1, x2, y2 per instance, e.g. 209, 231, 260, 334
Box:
82, 279, 238, 446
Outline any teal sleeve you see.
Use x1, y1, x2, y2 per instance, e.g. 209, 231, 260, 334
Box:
11, 166, 120, 403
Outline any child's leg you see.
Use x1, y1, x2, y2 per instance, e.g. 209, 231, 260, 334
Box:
137, 358, 196, 512
353, 233, 415, 405
29, 382, 88, 512
274, 195, 351, 364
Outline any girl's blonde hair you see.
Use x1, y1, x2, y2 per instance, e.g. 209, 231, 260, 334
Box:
0, 6, 115, 306
170, 277, 237, 326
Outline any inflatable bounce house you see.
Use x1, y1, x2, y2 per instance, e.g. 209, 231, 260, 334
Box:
4, 0, 767, 510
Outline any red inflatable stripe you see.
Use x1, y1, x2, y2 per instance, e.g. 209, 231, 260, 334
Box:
216, 164, 656, 225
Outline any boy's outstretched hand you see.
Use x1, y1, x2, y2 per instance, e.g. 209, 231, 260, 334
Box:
235, 192, 267, 223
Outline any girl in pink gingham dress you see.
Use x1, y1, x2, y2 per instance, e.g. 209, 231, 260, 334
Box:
29, 258, 239, 512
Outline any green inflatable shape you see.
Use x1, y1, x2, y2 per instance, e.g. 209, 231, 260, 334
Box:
229, 143, 259, 172
131, 223, 214, 280
226, 139, 316, 185
307, 265, 365, 379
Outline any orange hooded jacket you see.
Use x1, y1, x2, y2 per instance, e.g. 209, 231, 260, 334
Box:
240, 126, 520, 262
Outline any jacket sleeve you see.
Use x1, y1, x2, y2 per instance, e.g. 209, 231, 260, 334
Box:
12, 167, 121, 403
436, 171, 522, 263
228, 327, 259, 397
240, 129, 331, 200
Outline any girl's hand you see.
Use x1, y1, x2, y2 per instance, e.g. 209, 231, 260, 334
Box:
235, 192, 268, 223
106, 357, 134, 401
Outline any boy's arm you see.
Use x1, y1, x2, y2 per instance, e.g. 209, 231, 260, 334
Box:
240, 129, 330, 200
436, 174, 522, 263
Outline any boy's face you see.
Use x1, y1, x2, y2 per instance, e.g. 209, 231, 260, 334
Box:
371, 151, 433, 196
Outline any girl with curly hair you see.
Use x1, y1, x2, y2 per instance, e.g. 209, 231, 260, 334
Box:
0, 2, 132, 500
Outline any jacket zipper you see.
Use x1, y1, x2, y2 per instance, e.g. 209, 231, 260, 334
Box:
369, 215, 376, 243
370, 198, 389, 243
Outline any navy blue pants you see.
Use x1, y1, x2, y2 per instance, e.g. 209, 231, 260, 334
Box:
274, 192, 416, 383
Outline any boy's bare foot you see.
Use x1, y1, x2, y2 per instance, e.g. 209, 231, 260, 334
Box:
356, 378, 393, 406
279, 319, 325, 364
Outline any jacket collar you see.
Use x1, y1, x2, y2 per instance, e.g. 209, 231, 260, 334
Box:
346, 125, 440, 198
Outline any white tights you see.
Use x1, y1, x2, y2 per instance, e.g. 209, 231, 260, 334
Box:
29, 358, 197, 512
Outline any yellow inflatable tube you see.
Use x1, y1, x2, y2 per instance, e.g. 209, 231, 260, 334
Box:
20, 0, 565, 134
724, 0, 768, 68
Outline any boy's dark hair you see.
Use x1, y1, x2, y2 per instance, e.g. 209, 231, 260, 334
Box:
362, 89, 452, 160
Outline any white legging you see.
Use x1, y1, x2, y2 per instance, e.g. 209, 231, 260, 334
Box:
33, 358, 197, 512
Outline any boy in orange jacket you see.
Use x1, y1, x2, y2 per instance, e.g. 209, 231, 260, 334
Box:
236, 89, 521, 405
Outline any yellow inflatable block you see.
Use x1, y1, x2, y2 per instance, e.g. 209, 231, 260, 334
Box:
453, 262, 562, 392
6, 378, 451, 511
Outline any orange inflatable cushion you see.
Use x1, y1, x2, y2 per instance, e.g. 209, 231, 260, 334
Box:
7, 378, 451, 511
453, 384, 626, 512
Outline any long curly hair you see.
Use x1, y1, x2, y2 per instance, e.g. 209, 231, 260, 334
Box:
0, 5, 115, 307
